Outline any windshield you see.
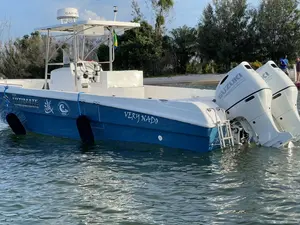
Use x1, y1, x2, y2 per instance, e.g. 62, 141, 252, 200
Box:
57, 34, 103, 63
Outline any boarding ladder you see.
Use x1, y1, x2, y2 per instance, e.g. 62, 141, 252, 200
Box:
207, 108, 234, 149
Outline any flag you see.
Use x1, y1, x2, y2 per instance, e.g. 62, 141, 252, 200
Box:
113, 30, 118, 49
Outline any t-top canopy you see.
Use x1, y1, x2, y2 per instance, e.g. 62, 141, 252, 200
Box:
35, 19, 140, 33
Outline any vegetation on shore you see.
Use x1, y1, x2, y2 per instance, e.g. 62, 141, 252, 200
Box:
0, 0, 299, 79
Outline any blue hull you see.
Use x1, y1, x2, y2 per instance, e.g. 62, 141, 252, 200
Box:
0, 93, 221, 153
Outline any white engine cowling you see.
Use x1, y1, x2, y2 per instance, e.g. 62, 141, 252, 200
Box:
215, 62, 292, 148
257, 61, 300, 140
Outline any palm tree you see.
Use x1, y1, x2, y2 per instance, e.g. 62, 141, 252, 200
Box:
169, 26, 197, 73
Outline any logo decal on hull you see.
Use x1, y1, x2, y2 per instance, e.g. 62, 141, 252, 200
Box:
58, 101, 70, 116
12, 97, 39, 108
124, 111, 159, 125
44, 100, 54, 114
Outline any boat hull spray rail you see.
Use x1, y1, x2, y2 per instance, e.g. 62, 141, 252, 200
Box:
215, 61, 293, 148
257, 60, 300, 141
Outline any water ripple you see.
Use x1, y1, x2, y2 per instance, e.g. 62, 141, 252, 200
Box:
0, 108, 300, 223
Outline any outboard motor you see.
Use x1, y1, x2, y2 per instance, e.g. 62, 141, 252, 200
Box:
215, 62, 292, 148
257, 61, 300, 140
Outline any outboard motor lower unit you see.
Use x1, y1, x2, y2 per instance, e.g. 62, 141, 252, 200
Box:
215, 62, 292, 148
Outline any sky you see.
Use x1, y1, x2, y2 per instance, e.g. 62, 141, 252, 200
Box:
0, 0, 260, 41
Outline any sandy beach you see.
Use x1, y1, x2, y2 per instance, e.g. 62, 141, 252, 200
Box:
143, 67, 296, 85
143, 74, 226, 85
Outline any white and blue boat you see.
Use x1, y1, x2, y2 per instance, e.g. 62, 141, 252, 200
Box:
1, 8, 300, 153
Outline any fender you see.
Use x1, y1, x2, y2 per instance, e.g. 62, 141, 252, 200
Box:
6, 113, 26, 135
76, 115, 94, 145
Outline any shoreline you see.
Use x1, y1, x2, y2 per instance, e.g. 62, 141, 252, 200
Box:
143, 68, 297, 85
143, 74, 225, 85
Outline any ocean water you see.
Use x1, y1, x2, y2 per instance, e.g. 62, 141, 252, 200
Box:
0, 84, 300, 224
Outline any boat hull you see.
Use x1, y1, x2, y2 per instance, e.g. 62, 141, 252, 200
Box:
0, 92, 220, 153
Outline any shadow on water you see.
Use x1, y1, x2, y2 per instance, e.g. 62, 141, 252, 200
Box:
0, 123, 208, 153
0, 124, 279, 184
0, 127, 217, 168
1, 117, 300, 223
0, 122, 294, 170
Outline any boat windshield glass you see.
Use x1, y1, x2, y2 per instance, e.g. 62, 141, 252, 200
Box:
55, 33, 104, 64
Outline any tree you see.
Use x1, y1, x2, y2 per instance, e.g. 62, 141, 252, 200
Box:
197, 4, 218, 63
131, 0, 144, 22
98, 20, 162, 76
151, 0, 174, 36
169, 26, 197, 73
0, 40, 30, 78
197, 0, 253, 71
0, 32, 59, 78
254, 0, 300, 61
0, 20, 11, 46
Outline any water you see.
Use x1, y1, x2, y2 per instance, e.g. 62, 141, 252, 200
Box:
0, 85, 300, 224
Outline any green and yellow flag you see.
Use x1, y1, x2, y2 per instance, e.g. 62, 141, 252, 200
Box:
113, 30, 118, 49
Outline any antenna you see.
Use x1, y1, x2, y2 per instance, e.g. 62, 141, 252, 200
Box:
57, 8, 79, 24
113, 6, 118, 21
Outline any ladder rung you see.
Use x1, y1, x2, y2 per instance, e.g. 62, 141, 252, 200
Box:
217, 120, 234, 149
222, 137, 232, 140
207, 107, 234, 149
